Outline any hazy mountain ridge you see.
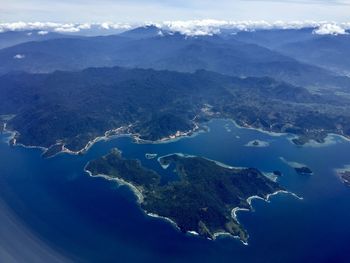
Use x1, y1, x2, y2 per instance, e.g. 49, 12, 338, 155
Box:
1, 27, 349, 91
0, 30, 80, 49
229, 28, 350, 76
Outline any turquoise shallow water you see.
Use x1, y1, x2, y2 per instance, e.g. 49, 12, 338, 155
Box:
1, 119, 350, 263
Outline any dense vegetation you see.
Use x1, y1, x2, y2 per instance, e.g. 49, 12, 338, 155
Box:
1, 66, 350, 155
86, 150, 282, 242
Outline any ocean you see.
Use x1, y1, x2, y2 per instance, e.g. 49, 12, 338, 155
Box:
1, 119, 349, 263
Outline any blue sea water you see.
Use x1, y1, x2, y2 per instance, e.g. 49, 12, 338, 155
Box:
1, 119, 350, 263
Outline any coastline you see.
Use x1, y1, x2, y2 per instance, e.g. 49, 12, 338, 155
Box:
49, 119, 204, 158
334, 165, 350, 185
287, 134, 338, 148
329, 133, 350, 143
2, 123, 48, 153
211, 190, 303, 245
4, 118, 350, 159
232, 190, 303, 223
229, 119, 286, 137
84, 165, 207, 240
3, 122, 306, 246
84, 163, 247, 243
159, 153, 279, 185
60, 125, 134, 157
84, 161, 302, 246
245, 139, 270, 148
84, 166, 144, 203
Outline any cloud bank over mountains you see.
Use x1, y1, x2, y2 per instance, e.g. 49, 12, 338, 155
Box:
1, 20, 349, 36
162, 20, 350, 35
0, 22, 132, 34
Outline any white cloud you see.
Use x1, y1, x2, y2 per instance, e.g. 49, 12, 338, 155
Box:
37, 30, 48, 35
98, 22, 132, 30
161, 20, 350, 36
54, 27, 80, 33
14, 54, 25, 59
0, 20, 350, 36
313, 23, 348, 35
77, 23, 91, 30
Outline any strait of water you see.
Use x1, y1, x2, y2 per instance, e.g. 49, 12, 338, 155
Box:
1, 119, 350, 263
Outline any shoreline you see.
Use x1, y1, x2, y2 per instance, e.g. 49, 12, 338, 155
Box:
3, 118, 350, 159
210, 190, 303, 245
245, 139, 270, 148
334, 165, 350, 185
84, 166, 144, 203
49, 120, 204, 157
229, 118, 350, 146
287, 134, 339, 148
329, 133, 350, 143
228, 119, 286, 137
234, 190, 303, 221
2, 123, 48, 152
84, 164, 248, 244
158, 153, 279, 184
84, 165, 207, 240
84, 162, 302, 246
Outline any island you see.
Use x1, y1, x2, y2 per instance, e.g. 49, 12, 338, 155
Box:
245, 140, 269, 147
335, 166, 350, 187
145, 153, 158, 159
294, 166, 313, 175
280, 157, 313, 175
85, 149, 283, 243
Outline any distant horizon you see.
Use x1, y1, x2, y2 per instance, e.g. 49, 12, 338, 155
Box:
1, 20, 349, 36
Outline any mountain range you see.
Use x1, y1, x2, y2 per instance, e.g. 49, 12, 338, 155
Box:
1, 25, 349, 91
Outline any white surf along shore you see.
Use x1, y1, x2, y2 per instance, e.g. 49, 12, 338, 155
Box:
2, 123, 48, 151
229, 119, 350, 146
1, 116, 204, 158
287, 134, 340, 148
83, 165, 182, 233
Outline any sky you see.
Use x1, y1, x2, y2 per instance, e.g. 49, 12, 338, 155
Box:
1, 0, 350, 23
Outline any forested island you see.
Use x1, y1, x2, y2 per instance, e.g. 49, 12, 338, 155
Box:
85, 150, 283, 243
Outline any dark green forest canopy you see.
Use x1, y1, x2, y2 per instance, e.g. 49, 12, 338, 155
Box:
86, 150, 282, 242
1, 66, 349, 154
